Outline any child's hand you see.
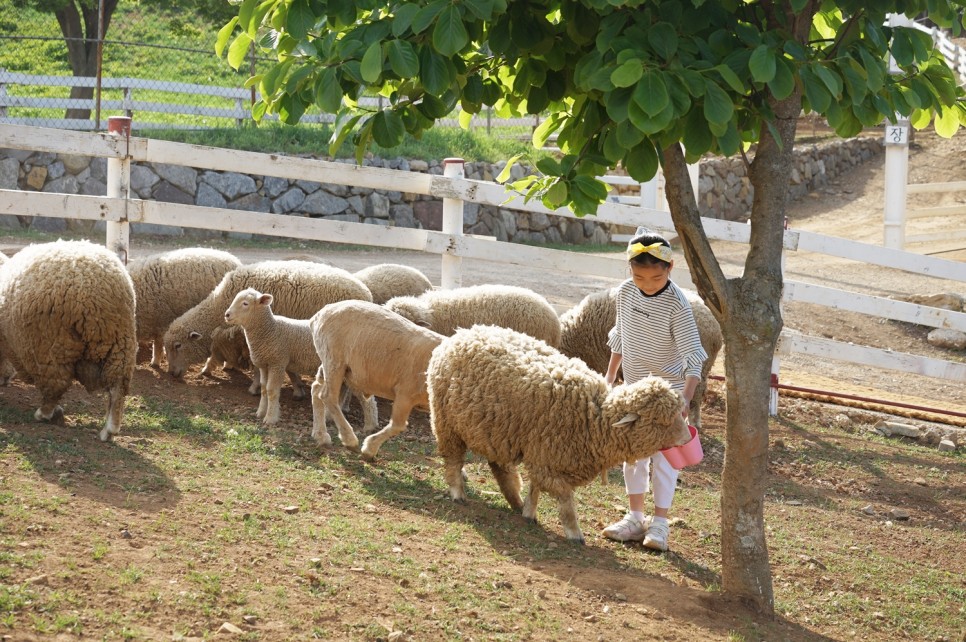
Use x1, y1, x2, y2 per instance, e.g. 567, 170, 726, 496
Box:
681, 397, 691, 418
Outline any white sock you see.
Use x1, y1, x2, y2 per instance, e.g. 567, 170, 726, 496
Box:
629, 510, 646, 523
651, 515, 669, 525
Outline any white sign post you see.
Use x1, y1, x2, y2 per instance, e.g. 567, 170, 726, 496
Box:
882, 119, 909, 250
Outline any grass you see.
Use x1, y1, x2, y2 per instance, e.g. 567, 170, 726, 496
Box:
0, 375, 961, 641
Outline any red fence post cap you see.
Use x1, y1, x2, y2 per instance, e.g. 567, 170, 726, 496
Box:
107, 116, 132, 136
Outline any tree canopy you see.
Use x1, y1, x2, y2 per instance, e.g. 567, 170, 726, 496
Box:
220, 1, 966, 215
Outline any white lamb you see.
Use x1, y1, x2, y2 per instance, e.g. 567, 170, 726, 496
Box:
309, 300, 444, 459
385, 284, 562, 346
224, 288, 375, 439
428, 325, 690, 543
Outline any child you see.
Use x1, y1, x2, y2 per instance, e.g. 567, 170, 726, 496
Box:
601, 227, 707, 551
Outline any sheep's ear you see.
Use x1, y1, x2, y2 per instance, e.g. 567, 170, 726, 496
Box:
188, 331, 202, 341
415, 319, 432, 328
257, 293, 273, 306
612, 412, 639, 427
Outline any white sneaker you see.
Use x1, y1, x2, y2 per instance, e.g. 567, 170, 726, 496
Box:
601, 514, 648, 542
643, 518, 670, 551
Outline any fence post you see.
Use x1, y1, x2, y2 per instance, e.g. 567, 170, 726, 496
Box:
441, 158, 465, 289
106, 116, 132, 264
883, 119, 909, 249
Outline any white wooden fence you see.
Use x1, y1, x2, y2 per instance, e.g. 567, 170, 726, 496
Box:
1, 122, 964, 415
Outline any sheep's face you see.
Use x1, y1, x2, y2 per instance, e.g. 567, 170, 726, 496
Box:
163, 329, 210, 378
385, 297, 433, 329
609, 376, 690, 450
211, 326, 250, 370
224, 288, 272, 326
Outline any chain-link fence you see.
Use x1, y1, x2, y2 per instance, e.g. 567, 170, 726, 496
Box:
0, 32, 540, 134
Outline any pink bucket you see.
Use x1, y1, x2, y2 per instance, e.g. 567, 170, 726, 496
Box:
660, 425, 703, 469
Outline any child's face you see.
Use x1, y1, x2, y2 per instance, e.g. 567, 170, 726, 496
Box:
630, 260, 672, 295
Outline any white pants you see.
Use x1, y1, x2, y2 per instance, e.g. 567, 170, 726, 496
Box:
623, 451, 678, 510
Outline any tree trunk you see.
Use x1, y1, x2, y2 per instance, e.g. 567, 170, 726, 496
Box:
662, 89, 800, 611
55, 0, 119, 121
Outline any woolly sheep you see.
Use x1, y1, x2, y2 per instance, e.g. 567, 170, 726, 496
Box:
0, 251, 13, 385
558, 287, 723, 427
163, 260, 372, 379
353, 263, 434, 305
385, 284, 562, 346
224, 288, 376, 436
427, 324, 690, 543
0, 240, 136, 441
309, 299, 444, 459
127, 248, 242, 367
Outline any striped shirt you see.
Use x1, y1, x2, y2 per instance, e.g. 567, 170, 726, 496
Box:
607, 279, 707, 390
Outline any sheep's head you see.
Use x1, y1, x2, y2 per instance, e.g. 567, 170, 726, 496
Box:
210, 325, 250, 370
385, 296, 433, 329
607, 376, 690, 453
224, 288, 273, 327
163, 326, 212, 378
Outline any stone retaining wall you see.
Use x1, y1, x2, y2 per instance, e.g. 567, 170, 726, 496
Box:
0, 135, 883, 244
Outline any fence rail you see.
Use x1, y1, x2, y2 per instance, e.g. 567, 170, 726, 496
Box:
1, 123, 964, 413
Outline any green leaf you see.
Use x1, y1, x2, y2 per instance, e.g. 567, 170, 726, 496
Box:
602, 129, 625, 164
215, 17, 239, 58
647, 23, 678, 60
433, 6, 469, 56
371, 110, 406, 147
328, 113, 362, 156
799, 67, 831, 113
279, 93, 306, 124
251, 99, 267, 122
632, 71, 669, 117
611, 60, 643, 88
768, 56, 795, 100
702, 79, 734, 126
419, 47, 451, 95
811, 63, 843, 98
386, 40, 419, 78
749, 45, 776, 84
715, 64, 745, 93
286, 0, 315, 40
623, 138, 658, 182
237, 0, 259, 34
463, 0, 496, 21
542, 180, 568, 209
532, 113, 564, 148
361, 42, 384, 83
227, 32, 253, 71
858, 48, 884, 92
260, 58, 292, 96
715, 120, 740, 156
392, 3, 420, 36
890, 29, 913, 67
464, 74, 484, 105
496, 154, 523, 183
682, 108, 713, 157
314, 68, 342, 113
574, 51, 604, 90
412, 0, 447, 35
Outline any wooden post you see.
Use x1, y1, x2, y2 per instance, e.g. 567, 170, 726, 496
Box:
441, 158, 465, 289
106, 116, 131, 264
883, 119, 909, 250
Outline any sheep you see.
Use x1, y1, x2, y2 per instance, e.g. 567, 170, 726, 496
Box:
427, 324, 690, 544
224, 288, 376, 438
0, 251, 13, 386
0, 240, 137, 441
309, 299, 444, 459
127, 247, 242, 367
353, 263, 434, 305
385, 284, 562, 347
163, 260, 372, 380
558, 287, 723, 428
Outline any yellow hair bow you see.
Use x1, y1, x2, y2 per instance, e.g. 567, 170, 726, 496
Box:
626, 242, 672, 262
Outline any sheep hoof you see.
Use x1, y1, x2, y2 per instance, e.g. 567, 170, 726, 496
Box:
360, 451, 377, 463
524, 516, 538, 525
35, 406, 65, 426
451, 496, 467, 505
570, 536, 586, 546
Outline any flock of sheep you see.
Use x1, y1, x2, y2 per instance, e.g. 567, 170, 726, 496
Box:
0, 239, 723, 542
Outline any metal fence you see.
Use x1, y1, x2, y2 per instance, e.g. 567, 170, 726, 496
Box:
0, 34, 539, 133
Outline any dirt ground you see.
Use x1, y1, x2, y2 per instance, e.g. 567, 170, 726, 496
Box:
0, 130, 964, 641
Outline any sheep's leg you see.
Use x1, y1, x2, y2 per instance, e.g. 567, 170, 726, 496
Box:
99, 384, 126, 442
361, 397, 413, 462
248, 368, 261, 396
437, 433, 468, 503
150, 337, 163, 368
288, 371, 307, 400
320, 367, 359, 450
689, 377, 707, 429
309, 374, 332, 446
255, 367, 269, 419
35, 380, 70, 427
554, 489, 585, 544
521, 481, 541, 523
488, 461, 524, 510
359, 393, 378, 435
200, 355, 218, 377
262, 367, 285, 426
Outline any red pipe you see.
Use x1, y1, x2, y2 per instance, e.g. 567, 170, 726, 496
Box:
708, 374, 966, 421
